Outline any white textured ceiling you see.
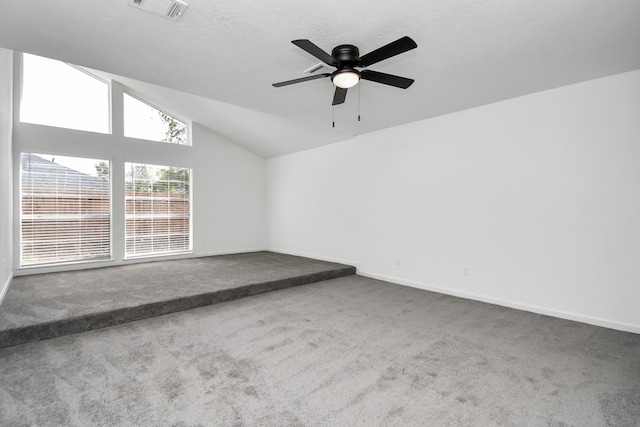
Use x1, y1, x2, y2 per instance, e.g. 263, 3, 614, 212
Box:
1, 0, 639, 158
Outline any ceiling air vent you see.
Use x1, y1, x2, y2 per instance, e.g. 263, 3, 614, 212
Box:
128, 0, 188, 21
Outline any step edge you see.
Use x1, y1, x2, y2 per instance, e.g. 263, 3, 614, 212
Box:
0, 266, 356, 349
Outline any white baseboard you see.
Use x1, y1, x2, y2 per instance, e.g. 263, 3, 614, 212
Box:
357, 270, 640, 335
268, 248, 360, 270
14, 248, 270, 277
10, 244, 638, 334
196, 248, 268, 257
266, 250, 639, 334
0, 273, 12, 306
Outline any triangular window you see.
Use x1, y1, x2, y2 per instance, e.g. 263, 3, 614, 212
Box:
20, 53, 110, 134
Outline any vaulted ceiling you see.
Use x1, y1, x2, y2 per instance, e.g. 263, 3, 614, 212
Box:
1, 0, 639, 157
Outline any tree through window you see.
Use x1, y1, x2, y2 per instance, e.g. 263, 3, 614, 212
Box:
124, 162, 191, 257
124, 94, 189, 145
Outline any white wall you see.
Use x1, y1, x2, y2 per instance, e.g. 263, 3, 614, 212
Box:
0, 49, 13, 301
12, 53, 266, 276
267, 70, 640, 333
191, 123, 266, 255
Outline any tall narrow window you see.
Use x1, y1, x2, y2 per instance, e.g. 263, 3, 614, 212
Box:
20, 153, 111, 266
125, 162, 191, 257
124, 94, 189, 145
20, 53, 110, 133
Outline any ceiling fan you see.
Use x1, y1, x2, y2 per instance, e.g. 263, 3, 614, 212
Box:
272, 36, 417, 106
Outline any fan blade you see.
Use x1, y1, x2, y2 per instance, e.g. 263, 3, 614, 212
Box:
292, 40, 337, 66
358, 36, 417, 67
332, 87, 348, 105
272, 73, 331, 87
360, 70, 414, 89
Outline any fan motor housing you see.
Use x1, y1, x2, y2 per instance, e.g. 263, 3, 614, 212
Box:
331, 44, 360, 68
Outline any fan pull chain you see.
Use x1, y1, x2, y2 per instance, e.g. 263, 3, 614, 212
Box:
332, 105, 335, 128
358, 84, 361, 122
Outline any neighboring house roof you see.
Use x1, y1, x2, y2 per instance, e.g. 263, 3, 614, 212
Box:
21, 153, 109, 191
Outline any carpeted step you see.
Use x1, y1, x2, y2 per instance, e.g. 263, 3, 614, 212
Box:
0, 252, 356, 349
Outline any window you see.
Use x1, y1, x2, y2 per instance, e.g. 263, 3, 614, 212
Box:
125, 162, 191, 257
20, 53, 110, 133
20, 153, 111, 266
124, 93, 189, 145
18, 55, 194, 266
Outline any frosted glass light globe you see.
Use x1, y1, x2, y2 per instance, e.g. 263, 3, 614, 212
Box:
332, 71, 360, 89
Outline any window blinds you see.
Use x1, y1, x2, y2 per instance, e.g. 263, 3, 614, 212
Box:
125, 162, 191, 257
20, 153, 111, 266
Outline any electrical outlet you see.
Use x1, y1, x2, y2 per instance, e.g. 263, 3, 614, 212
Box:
464, 266, 470, 276
2, 259, 6, 268
395, 257, 401, 266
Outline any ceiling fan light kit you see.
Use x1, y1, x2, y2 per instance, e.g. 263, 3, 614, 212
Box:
332, 69, 360, 89
273, 36, 417, 107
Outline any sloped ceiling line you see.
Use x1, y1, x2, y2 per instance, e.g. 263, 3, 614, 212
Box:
0, 0, 638, 158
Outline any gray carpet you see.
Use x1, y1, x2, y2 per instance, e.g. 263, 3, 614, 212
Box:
0, 252, 355, 348
1, 275, 639, 426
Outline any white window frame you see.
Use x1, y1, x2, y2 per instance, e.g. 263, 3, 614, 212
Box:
124, 162, 193, 259
13, 50, 195, 273
123, 91, 192, 146
19, 153, 113, 267
19, 53, 111, 134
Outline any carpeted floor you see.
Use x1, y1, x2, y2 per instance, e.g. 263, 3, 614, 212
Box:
0, 252, 355, 348
1, 275, 639, 426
